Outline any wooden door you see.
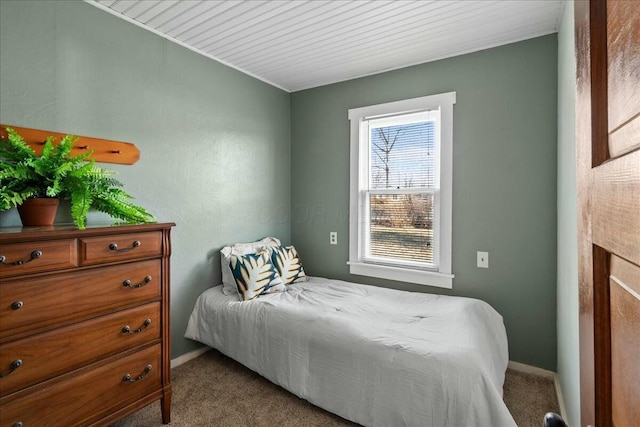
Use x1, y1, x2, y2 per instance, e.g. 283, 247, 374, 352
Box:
576, 1, 640, 426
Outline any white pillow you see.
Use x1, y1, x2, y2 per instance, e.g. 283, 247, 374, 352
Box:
220, 237, 281, 295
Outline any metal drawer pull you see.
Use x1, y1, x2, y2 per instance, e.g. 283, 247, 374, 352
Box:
12, 422, 23, 427
123, 275, 152, 288
0, 250, 42, 266
0, 359, 22, 378
123, 364, 152, 382
108, 240, 141, 252
11, 301, 24, 310
122, 318, 152, 334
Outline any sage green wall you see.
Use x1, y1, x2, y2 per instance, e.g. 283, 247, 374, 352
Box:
557, 2, 580, 425
0, 0, 291, 358
291, 35, 558, 370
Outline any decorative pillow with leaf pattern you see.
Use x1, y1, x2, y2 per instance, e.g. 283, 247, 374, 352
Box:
230, 250, 285, 301
271, 245, 308, 285
220, 237, 281, 296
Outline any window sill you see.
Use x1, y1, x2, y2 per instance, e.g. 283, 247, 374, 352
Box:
347, 261, 454, 289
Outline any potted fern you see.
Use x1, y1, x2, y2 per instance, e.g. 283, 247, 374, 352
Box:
0, 127, 155, 228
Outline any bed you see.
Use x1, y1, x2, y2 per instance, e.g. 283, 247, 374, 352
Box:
184, 276, 516, 427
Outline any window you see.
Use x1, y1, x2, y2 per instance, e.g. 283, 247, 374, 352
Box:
348, 92, 455, 288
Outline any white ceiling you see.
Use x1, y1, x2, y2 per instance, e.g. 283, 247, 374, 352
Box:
86, 0, 564, 92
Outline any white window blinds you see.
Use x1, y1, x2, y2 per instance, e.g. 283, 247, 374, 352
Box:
361, 110, 440, 268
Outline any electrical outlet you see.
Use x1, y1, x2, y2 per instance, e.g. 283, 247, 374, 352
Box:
477, 251, 489, 268
330, 232, 337, 245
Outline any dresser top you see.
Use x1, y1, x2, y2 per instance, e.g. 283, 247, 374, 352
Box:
0, 222, 175, 242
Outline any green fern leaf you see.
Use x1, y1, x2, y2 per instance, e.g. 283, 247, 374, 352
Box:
0, 128, 37, 162
70, 185, 92, 230
40, 136, 55, 158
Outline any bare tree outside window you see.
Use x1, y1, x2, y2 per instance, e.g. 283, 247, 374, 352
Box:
372, 128, 402, 189
368, 121, 435, 264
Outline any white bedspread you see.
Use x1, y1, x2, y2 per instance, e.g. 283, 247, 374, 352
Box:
185, 277, 516, 427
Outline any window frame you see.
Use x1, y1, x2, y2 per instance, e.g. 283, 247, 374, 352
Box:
347, 92, 456, 289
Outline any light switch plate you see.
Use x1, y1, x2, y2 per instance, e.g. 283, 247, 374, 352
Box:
477, 251, 489, 268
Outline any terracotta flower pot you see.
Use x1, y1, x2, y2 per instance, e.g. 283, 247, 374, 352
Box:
17, 198, 60, 226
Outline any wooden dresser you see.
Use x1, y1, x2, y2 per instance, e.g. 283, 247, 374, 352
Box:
0, 222, 174, 427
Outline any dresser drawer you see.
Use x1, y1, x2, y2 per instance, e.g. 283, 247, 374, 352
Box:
0, 239, 77, 278
0, 260, 161, 339
0, 344, 161, 427
79, 231, 162, 265
0, 302, 160, 397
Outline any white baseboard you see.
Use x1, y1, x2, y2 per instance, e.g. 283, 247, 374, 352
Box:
508, 361, 567, 421
508, 360, 556, 379
553, 375, 568, 422
171, 346, 211, 369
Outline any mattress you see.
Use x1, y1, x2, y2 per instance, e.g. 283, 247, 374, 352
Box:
184, 277, 516, 427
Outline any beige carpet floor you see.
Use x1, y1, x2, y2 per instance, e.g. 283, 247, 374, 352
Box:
115, 350, 559, 427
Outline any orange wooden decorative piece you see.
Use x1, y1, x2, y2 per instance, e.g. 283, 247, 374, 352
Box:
0, 124, 140, 165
